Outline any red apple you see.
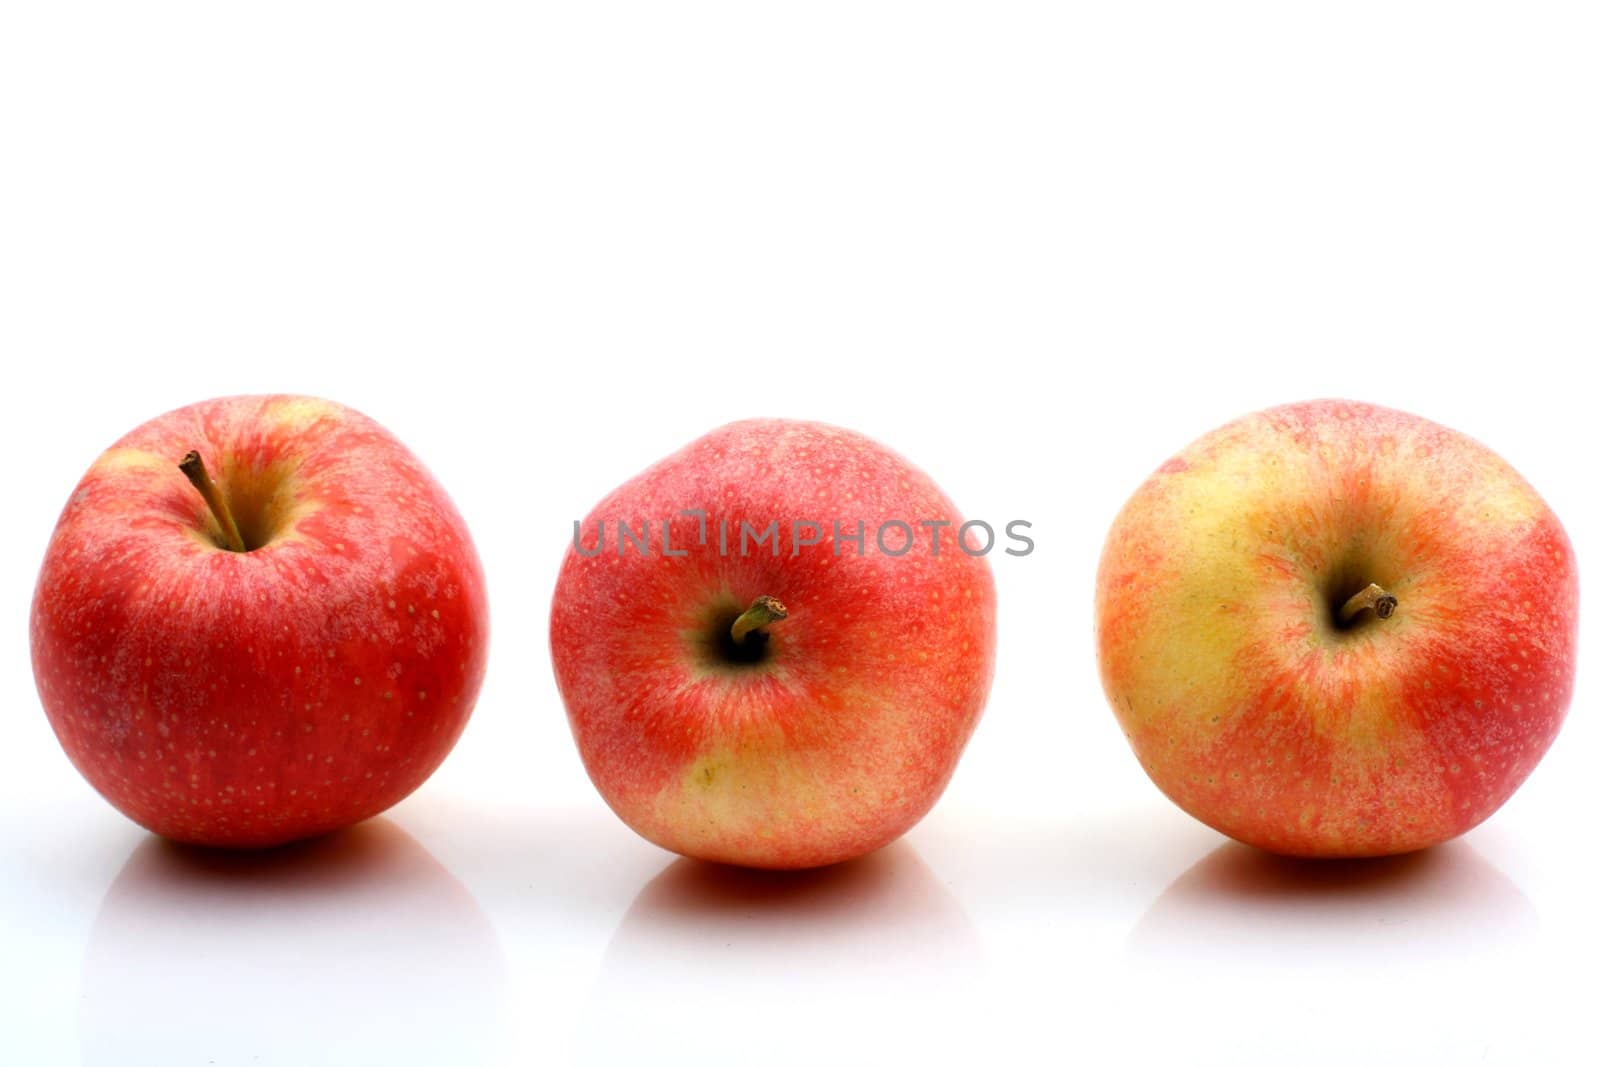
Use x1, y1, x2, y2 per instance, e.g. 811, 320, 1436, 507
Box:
31, 395, 489, 847
550, 419, 997, 869
1096, 399, 1577, 857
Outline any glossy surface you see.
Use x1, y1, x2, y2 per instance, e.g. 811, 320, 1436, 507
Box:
4, 3, 1597, 1064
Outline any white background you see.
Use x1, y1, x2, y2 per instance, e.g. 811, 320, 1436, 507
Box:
2, 3, 1596, 1065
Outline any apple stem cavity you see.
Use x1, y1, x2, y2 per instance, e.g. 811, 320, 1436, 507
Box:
178, 450, 248, 553
1339, 582, 1398, 625
730, 595, 788, 644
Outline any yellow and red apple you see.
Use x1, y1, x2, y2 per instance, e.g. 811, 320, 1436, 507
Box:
31, 395, 489, 847
1096, 399, 1577, 857
550, 419, 997, 869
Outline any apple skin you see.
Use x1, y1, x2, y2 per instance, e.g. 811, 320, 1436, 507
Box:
550, 420, 997, 869
30, 395, 489, 848
1096, 399, 1577, 857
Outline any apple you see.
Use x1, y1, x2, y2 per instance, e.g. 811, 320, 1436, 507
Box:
550, 419, 997, 869
30, 395, 489, 847
1096, 399, 1577, 857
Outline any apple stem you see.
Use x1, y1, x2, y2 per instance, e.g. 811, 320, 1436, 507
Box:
730, 595, 788, 644
1339, 583, 1398, 625
178, 450, 247, 553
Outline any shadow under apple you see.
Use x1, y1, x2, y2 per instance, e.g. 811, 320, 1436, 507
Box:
1131, 838, 1536, 965
1111, 838, 1560, 1063
81, 818, 507, 1067
578, 841, 985, 1066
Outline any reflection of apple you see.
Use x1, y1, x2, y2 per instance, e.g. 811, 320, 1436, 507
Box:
81, 820, 506, 1066
551, 419, 997, 869
1096, 400, 1577, 857
1132, 840, 1535, 960
1121, 839, 1547, 1064
31, 395, 489, 846
582, 844, 984, 1066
